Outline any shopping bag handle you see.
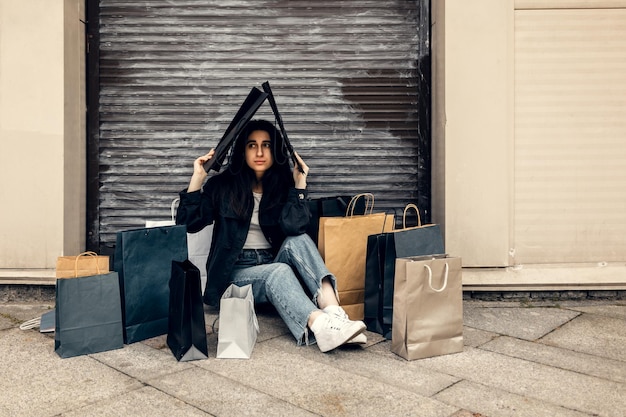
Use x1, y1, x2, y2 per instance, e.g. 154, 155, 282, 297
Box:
73, 251, 102, 277
170, 198, 180, 222
403, 204, 423, 229
346, 193, 375, 217
424, 263, 448, 292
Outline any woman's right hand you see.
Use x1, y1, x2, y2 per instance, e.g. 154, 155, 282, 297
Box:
188, 149, 214, 192
194, 149, 215, 175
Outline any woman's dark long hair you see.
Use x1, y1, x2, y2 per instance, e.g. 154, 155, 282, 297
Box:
212, 119, 294, 219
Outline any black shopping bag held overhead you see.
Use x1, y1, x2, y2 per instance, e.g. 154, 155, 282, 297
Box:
205, 81, 302, 174
167, 259, 208, 362
203, 87, 268, 173
261, 80, 303, 173
114, 225, 188, 344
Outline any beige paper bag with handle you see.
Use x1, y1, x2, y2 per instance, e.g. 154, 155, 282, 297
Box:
391, 255, 463, 360
318, 193, 394, 320
56, 251, 109, 278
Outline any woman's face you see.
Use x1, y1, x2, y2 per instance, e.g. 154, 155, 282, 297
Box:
245, 129, 274, 179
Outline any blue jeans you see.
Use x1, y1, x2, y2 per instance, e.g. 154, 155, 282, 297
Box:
230, 234, 337, 345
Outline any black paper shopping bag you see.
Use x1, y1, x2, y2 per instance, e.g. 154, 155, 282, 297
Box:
167, 260, 208, 361
364, 204, 445, 338
364, 233, 396, 339
54, 271, 124, 358
114, 225, 188, 344
203, 87, 268, 173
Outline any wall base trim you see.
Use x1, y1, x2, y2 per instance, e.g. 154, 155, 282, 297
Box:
0, 269, 56, 286
2, 264, 626, 292
463, 263, 626, 291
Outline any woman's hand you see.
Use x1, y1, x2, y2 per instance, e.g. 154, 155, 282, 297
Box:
187, 150, 214, 192
292, 152, 309, 190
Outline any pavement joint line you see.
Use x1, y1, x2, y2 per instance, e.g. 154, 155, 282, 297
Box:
534, 311, 582, 342
431, 378, 465, 398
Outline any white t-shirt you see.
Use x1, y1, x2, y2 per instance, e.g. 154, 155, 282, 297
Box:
243, 192, 272, 250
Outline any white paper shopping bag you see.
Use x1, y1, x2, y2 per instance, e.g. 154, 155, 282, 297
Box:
216, 284, 259, 359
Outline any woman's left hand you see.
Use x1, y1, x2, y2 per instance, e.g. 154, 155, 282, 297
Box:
293, 152, 309, 189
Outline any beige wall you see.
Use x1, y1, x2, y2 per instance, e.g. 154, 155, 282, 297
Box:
432, 0, 514, 268
433, 0, 626, 290
0, 0, 84, 278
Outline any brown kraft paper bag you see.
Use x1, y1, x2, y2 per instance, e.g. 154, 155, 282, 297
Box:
56, 251, 109, 278
318, 194, 394, 320
391, 256, 463, 360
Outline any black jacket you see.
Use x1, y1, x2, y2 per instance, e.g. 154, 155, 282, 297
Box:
176, 174, 310, 306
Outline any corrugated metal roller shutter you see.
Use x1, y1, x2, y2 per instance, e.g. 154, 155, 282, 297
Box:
514, 7, 626, 263
98, 0, 426, 250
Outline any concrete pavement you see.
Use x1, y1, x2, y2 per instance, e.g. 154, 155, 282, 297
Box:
1, 298, 624, 417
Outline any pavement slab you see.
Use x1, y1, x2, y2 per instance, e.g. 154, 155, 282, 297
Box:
1, 299, 624, 417
262, 333, 461, 397
561, 303, 626, 320
539, 313, 626, 362
462, 326, 498, 348
0, 314, 14, 330
434, 379, 593, 417
0, 328, 141, 417
59, 386, 213, 417
149, 366, 322, 417
0, 303, 53, 331
463, 305, 581, 341
193, 337, 460, 417
483, 335, 626, 384
417, 346, 626, 417
91, 339, 195, 381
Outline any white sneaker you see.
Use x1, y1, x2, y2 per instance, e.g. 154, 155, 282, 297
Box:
323, 305, 368, 345
346, 333, 367, 345
346, 332, 367, 345
310, 313, 366, 353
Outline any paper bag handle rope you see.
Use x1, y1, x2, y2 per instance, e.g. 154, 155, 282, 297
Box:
346, 193, 375, 217
402, 204, 423, 229
170, 198, 180, 221
19, 317, 41, 330
73, 251, 102, 277
424, 263, 449, 293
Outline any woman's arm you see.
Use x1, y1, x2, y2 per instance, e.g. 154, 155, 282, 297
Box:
292, 152, 308, 190
187, 150, 214, 192
280, 152, 311, 235
176, 150, 216, 233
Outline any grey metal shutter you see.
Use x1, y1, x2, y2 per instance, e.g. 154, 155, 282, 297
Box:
97, 0, 427, 251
